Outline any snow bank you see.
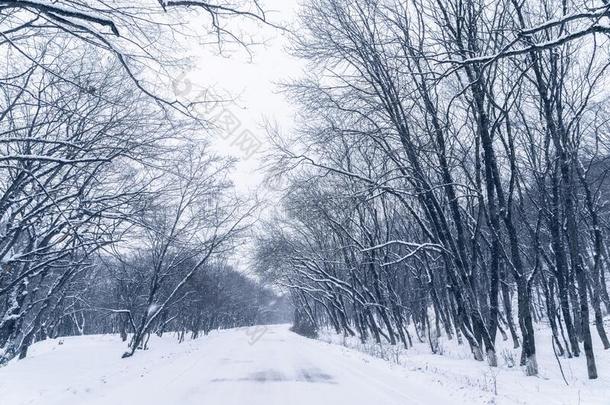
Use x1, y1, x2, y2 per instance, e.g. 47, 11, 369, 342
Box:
319, 321, 610, 404
0, 324, 608, 405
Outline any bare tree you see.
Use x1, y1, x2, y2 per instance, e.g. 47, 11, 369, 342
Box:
256, 0, 610, 380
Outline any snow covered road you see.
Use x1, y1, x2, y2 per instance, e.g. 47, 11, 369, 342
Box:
0, 325, 458, 405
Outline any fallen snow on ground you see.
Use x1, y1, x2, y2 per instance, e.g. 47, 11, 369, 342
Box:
0, 324, 608, 405
319, 321, 610, 405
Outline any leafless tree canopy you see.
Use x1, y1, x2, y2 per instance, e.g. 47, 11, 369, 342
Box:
2, 0, 610, 385
256, 0, 610, 380
0, 0, 277, 363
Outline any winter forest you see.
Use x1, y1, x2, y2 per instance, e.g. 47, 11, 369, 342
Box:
1, 1, 610, 404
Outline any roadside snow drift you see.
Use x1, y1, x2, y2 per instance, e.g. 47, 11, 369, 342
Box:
0, 325, 608, 405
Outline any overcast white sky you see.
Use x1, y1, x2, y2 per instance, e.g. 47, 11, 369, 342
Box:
179, 0, 304, 195
170, 0, 305, 274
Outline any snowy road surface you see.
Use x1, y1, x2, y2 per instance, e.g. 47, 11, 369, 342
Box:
0, 325, 458, 405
